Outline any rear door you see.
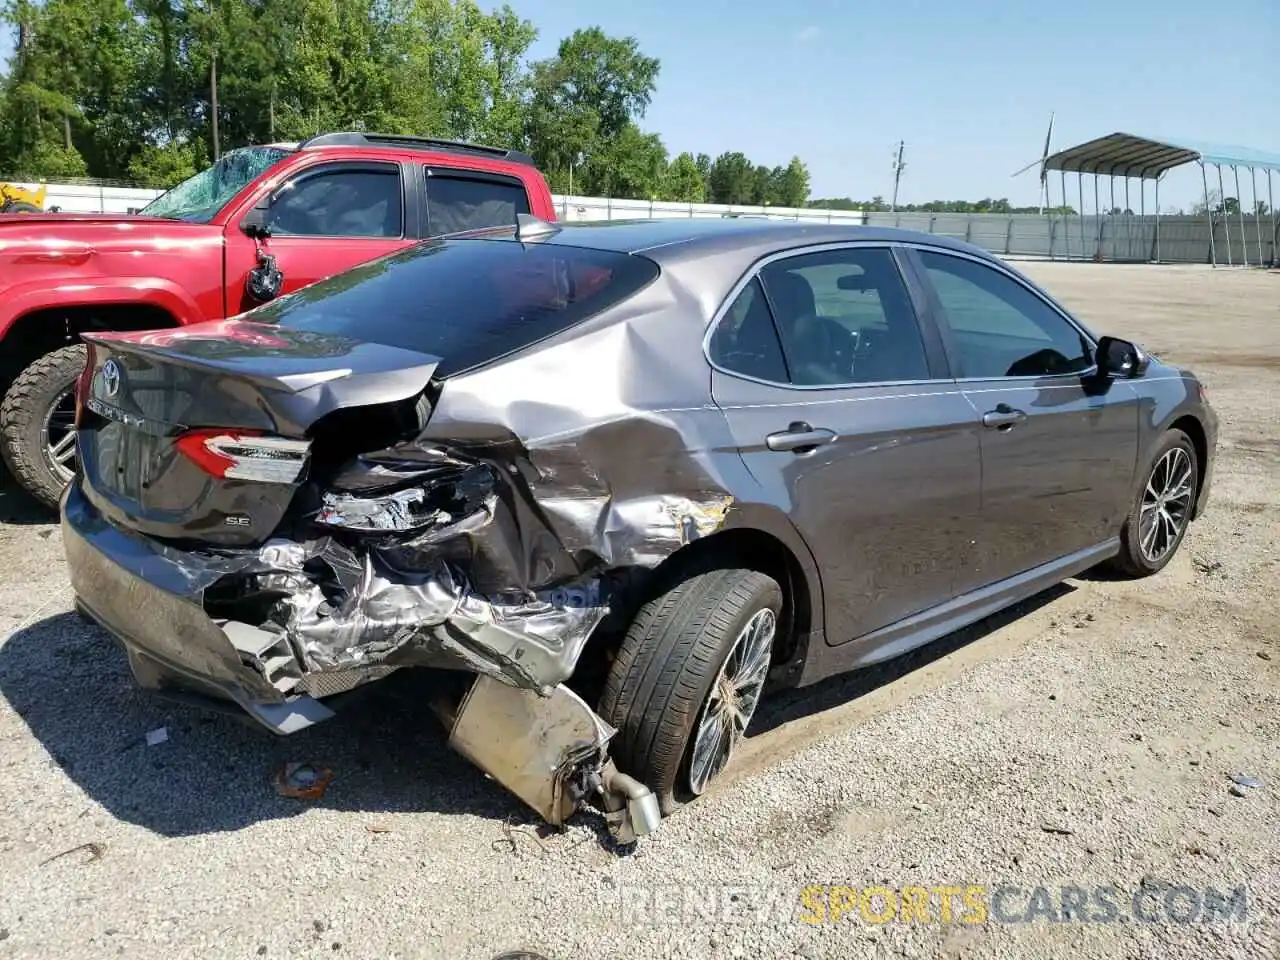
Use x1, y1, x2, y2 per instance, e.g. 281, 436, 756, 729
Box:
419, 167, 532, 237
226, 160, 418, 314
904, 247, 1139, 591
708, 243, 984, 647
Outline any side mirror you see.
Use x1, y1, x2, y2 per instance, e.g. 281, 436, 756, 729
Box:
240, 196, 272, 239
1096, 336, 1150, 379
246, 251, 284, 302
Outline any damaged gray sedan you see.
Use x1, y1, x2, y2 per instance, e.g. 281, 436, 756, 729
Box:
62, 217, 1217, 841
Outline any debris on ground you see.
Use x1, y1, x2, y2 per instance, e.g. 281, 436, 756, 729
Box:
1040, 824, 1075, 836
1192, 556, 1224, 576
492, 817, 553, 858
145, 727, 168, 747
271, 763, 334, 801
40, 841, 106, 866
365, 823, 392, 834
1230, 773, 1263, 789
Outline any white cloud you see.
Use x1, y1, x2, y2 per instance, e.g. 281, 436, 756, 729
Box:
794, 25, 820, 43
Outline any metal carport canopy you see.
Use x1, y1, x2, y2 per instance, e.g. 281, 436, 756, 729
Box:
1044, 132, 1280, 179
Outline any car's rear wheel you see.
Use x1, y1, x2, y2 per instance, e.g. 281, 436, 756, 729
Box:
1107, 428, 1198, 578
598, 568, 781, 815
1, 345, 86, 510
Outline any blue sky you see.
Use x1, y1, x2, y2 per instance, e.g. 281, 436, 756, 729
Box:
3, 0, 1276, 209
505, 0, 1278, 209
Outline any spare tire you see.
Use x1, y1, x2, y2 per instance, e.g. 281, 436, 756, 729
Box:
1, 345, 86, 510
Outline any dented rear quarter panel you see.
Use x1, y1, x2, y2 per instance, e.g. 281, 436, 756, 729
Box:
419, 246, 826, 648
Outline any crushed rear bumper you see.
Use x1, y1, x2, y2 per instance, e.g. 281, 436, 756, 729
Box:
63, 482, 338, 734
60, 480, 662, 841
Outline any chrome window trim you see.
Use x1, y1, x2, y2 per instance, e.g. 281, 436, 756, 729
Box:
901, 242, 1102, 382
701, 240, 955, 392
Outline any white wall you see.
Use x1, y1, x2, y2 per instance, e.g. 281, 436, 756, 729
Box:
22, 179, 1268, 264
553, 195, 867, 225
7, 181, 165, 214
18, 180, 867, 223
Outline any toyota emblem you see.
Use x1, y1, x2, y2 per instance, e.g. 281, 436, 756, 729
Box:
102, 359, 121, 398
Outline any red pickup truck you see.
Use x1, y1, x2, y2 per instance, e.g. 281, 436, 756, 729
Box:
0, 132, 558, 508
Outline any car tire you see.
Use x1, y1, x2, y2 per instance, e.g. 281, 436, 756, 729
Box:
1, 345, 86, 511
598, 567, 781, 815
1106, 428, 1198, 578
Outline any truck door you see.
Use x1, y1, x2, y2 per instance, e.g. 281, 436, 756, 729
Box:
224, 160, 418, 315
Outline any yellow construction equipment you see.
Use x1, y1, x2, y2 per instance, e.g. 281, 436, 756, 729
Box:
0, 182, 46, 213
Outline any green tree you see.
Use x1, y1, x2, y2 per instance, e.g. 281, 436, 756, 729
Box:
0, 2, 821, 203
664, 151, 705, 203
749, 164, 773, 204
526, 27, 659, 188
591, 122, 666, 198
707, 151, 754, 204
775, 156, 810, 206
127, 139, 204, 186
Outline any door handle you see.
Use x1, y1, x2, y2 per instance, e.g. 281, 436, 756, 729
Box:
765, 422, 837, 453
982, 404, 1028, 430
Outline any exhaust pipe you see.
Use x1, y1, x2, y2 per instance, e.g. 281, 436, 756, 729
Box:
599, 761, 661, 844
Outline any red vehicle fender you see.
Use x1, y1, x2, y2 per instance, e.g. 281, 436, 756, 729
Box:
0, 276, 204, 340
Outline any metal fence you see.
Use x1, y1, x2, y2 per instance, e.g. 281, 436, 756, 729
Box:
12, 180, 1278, 266
864, 211, 1277, 266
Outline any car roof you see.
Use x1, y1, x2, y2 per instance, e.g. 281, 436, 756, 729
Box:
535, 217, 993, 265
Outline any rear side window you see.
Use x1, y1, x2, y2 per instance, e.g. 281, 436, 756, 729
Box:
708, 277, 789, 382
425, 172, 531, 237
249, 239, 659, 377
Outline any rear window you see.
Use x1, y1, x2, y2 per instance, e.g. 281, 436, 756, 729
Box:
248, 239, 659, 377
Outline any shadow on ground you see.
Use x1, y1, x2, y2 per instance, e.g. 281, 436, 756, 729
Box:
0, 583, 1074, 840
0, 612, 521, 838
0, 463, 55, 526
751, 582, 1074, 735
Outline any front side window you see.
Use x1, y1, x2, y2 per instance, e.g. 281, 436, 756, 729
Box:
139, 146, 291, 223
760, 247, 930, 386
267, 166, 404, 238
426, 173, 531, 237
918, 251, 1092, 378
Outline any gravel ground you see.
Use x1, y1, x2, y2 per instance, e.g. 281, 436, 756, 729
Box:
0, 262, 1276, 960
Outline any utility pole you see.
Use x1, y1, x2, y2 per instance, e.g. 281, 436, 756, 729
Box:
210, 50, 220, 160
890, 141, 906, 212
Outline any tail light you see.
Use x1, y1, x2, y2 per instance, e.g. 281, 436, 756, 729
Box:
175, 428, 311, 483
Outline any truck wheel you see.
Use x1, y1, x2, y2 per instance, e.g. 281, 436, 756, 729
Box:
1, 345, 86, 510
598, 568, 781, 815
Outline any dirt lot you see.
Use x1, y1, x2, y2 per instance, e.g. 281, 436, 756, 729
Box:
0, 262, 1276, 960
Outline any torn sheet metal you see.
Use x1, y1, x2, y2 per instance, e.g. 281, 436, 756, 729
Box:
224, 535, 608, 694
211, 436, 737, 696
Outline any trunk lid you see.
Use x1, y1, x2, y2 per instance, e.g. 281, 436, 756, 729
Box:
78, 320, 440, 545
